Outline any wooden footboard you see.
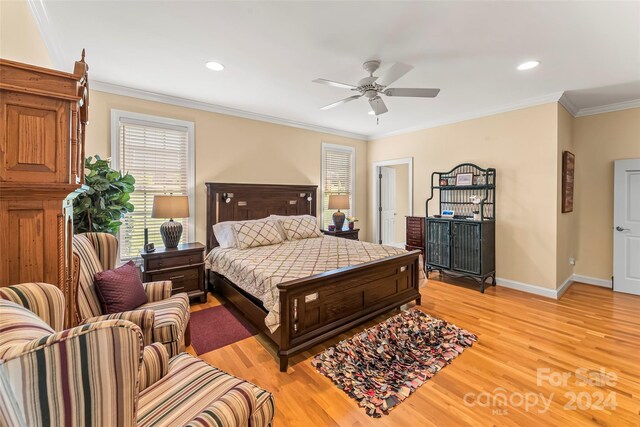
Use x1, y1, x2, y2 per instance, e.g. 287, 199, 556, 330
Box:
277, 250, 421, 371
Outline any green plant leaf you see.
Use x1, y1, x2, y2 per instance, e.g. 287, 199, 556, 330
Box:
73, 155, 136, 235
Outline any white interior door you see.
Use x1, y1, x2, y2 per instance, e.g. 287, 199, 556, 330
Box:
613, 158, 640, 295
380, 167, 397, 244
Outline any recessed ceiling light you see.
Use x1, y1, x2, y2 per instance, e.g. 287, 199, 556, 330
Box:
517, 60, 540, 71
205, 61, 225, 71
368, 110, 375, 115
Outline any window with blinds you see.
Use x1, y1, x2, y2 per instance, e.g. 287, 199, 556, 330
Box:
321, 143, 355, 229
112, 111, 194, 261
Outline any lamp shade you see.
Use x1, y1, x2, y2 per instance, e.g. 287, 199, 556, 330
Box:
152, 195, 189, 219
328, 194, 350, 210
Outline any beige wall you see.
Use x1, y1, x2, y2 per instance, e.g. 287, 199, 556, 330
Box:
368, 104, 560, 289
0, 0, 52, 68
86, 90, 369, 245
573, 108, 640, 281
556, 105, 576, 285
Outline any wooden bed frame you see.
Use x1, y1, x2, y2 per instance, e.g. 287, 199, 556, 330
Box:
206, 182, 421, 371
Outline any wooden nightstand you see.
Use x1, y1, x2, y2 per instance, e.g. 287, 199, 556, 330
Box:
321, 228, 360, 240
140, 242, 206, 303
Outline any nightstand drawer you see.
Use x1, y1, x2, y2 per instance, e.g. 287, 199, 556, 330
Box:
146, 252, 203, 270
147, 267, 201, 294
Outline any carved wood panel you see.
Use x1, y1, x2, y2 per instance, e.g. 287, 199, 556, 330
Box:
1, 92, 68, 182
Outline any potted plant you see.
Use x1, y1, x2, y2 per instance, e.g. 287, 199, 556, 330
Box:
347, 216, 359, 230
73, 155, 135, 234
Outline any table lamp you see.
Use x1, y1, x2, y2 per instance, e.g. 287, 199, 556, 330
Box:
328, 194, 350, 230
152, 195, 189, 248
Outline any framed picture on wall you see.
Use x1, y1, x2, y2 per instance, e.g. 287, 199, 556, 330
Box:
456, 173, 473, 186
562, 151, 575, 213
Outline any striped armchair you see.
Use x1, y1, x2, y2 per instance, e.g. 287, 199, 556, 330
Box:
73, 232, 190, 357
0, 283, 275, 427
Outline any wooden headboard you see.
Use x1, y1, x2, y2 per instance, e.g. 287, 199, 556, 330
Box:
205, 182, 318, 251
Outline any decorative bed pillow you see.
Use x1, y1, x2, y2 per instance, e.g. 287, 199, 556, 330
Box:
94, 260, 148, 314
233, 219, 284, 249
213, 221, 238, 248
279, 216, 322, 240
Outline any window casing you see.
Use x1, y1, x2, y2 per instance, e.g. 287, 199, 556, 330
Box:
110, 110, 195, 261
321, 143, 356, 229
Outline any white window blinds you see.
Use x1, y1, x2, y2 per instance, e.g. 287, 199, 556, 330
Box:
322, 144, 355, 229
115, 114, 194, 260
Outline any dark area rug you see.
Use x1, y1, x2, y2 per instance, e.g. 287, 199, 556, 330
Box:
311, 309, 477, 417
190, 304, 258, 355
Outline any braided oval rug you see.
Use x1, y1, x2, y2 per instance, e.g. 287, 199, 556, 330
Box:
311, 309, 477, 417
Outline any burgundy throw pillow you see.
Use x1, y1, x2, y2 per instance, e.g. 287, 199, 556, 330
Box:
94, 260, 148, 314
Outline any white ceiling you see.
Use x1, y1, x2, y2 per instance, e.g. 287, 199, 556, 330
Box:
35, 1, 640, 139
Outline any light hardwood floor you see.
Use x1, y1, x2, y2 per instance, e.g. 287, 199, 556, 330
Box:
187, 277, 640, 426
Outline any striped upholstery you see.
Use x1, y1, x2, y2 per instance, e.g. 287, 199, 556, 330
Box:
0, 300, 143, 427
143, 281, 173, 302
140, 294, 190, 356
140, 343, 169, 392
73, 233, 106, 319
137, 353, 275, 427
83, 231, 119, 270
0, 282, 64, 331
84, 309, 155, 346
0, 285, 274, 427
0, 363, 27, 426
185, 383, 256, 427
73, 232, 190, 358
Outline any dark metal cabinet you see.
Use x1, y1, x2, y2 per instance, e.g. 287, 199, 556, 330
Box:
425, 163, 497, 292
426, 218, 495, 291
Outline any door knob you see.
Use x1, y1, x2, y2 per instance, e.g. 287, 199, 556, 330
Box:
615, 226, 630, 232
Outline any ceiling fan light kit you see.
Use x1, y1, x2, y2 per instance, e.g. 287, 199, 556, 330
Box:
314, 60, 440, 116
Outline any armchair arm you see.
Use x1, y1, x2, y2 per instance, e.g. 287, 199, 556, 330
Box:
143, 280, 173, 302
0, 319, 143, 427
185, 382, 257, 427
83, 309, 155, 346
0, 283, 65, 331
139, 343, 169, 392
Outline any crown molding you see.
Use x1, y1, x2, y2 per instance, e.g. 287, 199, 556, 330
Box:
368, 91, 565, 140
91, 81, 368, 141
558, 93, 579, 116
27, 0, 66, 70
574, 98, 640, 117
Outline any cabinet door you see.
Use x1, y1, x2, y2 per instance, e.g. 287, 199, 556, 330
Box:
0, 92, 70, 183
452, 222, 481, 274
426, 220, 450, 268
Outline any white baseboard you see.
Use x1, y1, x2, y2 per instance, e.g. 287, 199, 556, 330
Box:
556, 276, 574, 298
495, 277, 559, 299
495, 274, 612, 300
572, 274, 613, 288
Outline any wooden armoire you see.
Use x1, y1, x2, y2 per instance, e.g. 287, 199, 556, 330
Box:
0, 52, 89, 326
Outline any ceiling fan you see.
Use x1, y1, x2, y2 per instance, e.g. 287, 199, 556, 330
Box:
313, 60, 440, 116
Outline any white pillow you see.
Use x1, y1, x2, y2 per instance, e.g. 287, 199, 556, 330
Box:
213, 221, 238, 248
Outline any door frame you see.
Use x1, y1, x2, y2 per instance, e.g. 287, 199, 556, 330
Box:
371, 157, 413, 244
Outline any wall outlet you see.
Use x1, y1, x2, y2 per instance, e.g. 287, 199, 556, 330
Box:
569, 257, 576, 266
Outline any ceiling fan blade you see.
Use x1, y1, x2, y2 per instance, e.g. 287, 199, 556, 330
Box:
377, 63, 414, 87
313, 78, 358, 90
384, 88, 440, 97
369, 96, 388, 116
320, 95, 362, 110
